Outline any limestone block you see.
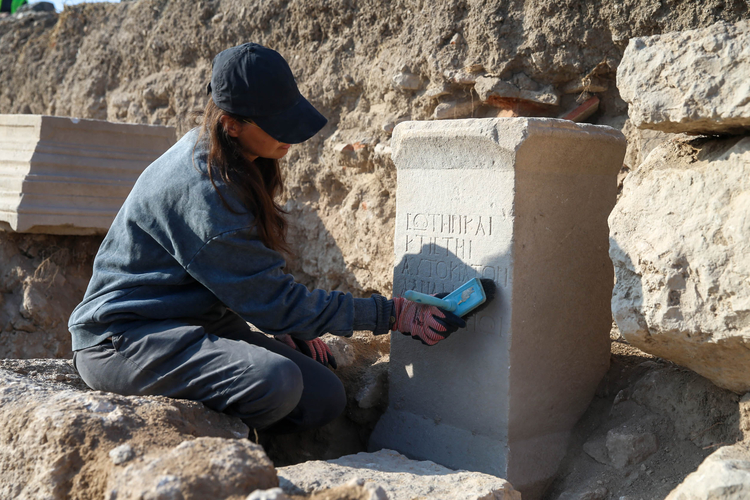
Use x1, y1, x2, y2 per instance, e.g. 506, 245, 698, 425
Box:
609, 136, 750, 393
369, 118, 626, 499
617, 20, 750, 135
665, 443, 750, 500
0, 114, 175, 234
278, 449, 521, 500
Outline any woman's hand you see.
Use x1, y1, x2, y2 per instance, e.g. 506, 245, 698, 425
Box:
391, 295, 466, 346
275, 334, 337, 369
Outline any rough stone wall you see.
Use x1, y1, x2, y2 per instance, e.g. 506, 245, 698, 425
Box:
2, 0, 748, 298
0, 233, 101, 358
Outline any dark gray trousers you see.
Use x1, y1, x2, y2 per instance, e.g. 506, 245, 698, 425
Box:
73, 312, 346, 432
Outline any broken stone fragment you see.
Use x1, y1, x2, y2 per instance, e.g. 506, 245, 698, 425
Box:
246, 488, 290, 500
445, 66, 485, 85
432, 100, 480, 119
391, 71, 421, 91
423, 82, 451, 100
381, 116, 409, 134
475, 76, 560, 107
617, 19, 750, 135
109, 443, 136, 465
605, 425, 658, 469
560, 96, 600, 122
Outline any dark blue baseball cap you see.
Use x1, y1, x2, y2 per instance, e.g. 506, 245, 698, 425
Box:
207, 43, 327, 144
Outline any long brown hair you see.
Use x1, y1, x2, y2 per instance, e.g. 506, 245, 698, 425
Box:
195, 99, 290, 255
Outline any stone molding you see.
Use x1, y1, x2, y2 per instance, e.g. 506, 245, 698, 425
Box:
0, 114, 175, 234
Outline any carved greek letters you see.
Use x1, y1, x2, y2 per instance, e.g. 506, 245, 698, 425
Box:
400, 211, 507, 336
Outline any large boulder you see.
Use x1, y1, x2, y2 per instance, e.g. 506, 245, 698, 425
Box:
609, 136, 750, 393
617, 20, 750, 135
665, 442, 750, 500
278, 449, 521, 500
0, 359, 278, 499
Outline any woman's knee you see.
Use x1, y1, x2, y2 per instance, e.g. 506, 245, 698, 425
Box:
263, 356, 304, 418
229, 355, 304, 428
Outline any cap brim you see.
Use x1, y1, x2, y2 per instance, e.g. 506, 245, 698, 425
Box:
251, 96, 327, 145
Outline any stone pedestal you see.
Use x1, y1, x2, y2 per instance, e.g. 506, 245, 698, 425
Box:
369, 118, 626, 499
0, 114, 175, 234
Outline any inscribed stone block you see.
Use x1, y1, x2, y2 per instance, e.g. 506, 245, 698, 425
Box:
0, 114, 175, 234
369, 118, 626, 500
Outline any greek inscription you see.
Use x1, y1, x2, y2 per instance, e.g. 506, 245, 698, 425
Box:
405, 213, 494, 237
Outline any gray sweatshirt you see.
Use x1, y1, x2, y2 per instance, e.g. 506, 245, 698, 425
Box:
68, 129, 390, 351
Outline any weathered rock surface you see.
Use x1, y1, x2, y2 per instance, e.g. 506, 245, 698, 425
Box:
610, 136, 750, 393
0, 359, 280, 500
665, 442, 750, 500
0, 232, 101, 359
277, 449, 521, 500
605, 424, 658, 469
618, 20, 750, 135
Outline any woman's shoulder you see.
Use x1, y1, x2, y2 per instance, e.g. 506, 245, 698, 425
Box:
123, 129, 253, 240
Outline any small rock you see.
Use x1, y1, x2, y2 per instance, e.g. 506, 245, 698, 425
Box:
355, 362, 388, 409
392, 71, 421, 91
334, 143, 355, 153
382, 117, 409, 134
433, 100, 480, 120
247, 487, 290, 500
423, 83, 451, 99
449, 33, 463, 45
448, 68, 485, 85
109, 444, 135, 465
511, 72, 539, 91
606, 425, 658, 469
323, 336, 356, 368
475, 76, 560, 107
582, 435, 609, 465
373, 144, 393, 157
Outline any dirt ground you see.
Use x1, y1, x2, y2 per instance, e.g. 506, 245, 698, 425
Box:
542, 329, 742, 500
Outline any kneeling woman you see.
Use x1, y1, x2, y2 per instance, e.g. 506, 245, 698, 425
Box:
69, 43, 466, 433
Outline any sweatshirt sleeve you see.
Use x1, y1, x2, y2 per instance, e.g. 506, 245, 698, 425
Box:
184, 226, 372, 340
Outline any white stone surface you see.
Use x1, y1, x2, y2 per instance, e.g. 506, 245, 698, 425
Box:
665, 443, 750, 500
617, 20, 750, 135
0, 114, 175, 234
609, 136, 750, 393
278, 449, 521, 500
369, 118, 626, 499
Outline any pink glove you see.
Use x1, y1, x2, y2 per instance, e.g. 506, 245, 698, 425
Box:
275, 334, 337, 369
391, 296, 466, 346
